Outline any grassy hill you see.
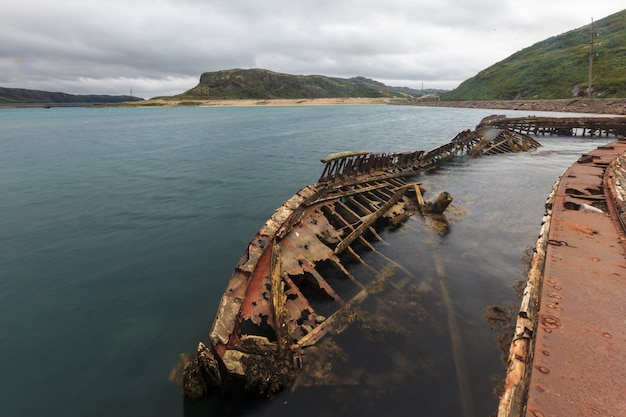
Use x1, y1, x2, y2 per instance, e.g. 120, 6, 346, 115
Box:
443, 9, 626, 100
177, 68, 439, 100
0, 87, 142, 105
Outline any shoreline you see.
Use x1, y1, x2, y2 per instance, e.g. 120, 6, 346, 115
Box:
137, 97, 626, 115
5, 97, 626, 115
137, 97, 398, 107
0, 97, 396, 109
408, 98, 626, 116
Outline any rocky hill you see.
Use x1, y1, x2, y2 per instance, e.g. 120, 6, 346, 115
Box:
443, 9, 626, 100
177, 68, 440, 100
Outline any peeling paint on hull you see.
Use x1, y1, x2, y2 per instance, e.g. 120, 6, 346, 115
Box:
498, 131, 626, 416
182, 125, 542, 399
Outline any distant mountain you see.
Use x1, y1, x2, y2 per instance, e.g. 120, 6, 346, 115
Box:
177, 68, 442, 99
443, 9, 626, 100
0, 87, 143, 105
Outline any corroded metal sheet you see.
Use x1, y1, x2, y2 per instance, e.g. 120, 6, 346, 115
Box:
523, 139, 626, 417
182, 126, 543, 399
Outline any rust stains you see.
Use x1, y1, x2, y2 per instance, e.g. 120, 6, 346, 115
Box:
498, 137, 626, 417
182, 125, 543, 399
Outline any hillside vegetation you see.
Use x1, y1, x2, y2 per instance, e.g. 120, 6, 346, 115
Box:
443, 9, 626, 100
177, 68, 438, 100
0, 87, 142, 105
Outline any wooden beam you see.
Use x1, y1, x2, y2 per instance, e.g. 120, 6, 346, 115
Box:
300, 262, 345, 306
270, 241, 291, 355
334, 186, 409, 254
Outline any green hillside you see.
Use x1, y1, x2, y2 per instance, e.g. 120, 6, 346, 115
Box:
177, 68, 438, 99
443, 9, 626, 100
0, 87, 142, 105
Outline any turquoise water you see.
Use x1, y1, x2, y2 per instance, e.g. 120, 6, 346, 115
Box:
0, 105, 602, 416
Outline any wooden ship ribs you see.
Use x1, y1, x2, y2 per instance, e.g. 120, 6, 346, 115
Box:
478, 115, 626, 138
182, 127, 541, 399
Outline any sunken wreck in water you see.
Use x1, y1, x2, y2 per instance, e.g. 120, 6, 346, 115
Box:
181, 125, 541, 399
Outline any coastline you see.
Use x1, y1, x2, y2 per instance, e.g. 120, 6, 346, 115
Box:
129, 97, 626, 115
1, 97, 396, 109
135, 97, 398, 107
7, 97, 626, 115
408, 98, 626, 116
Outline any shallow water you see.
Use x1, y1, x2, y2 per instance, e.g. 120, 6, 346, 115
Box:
0, 105, 603, 416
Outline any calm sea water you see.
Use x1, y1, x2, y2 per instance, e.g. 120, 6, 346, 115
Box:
0, 105, 604, 417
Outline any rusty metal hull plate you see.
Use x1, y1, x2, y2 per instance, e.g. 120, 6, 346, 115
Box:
526, 140, 626, 417
183, 126, 543, 399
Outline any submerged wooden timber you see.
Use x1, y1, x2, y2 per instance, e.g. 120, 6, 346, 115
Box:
182, 126, 541, 399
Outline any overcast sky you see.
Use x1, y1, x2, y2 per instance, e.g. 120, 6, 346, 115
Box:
1, 1, 623, 98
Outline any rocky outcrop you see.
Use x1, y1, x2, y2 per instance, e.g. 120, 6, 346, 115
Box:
412, 98, 626, 115
178, 68, 439, 100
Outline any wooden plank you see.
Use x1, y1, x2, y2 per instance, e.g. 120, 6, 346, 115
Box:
413, 183, 425, 206
324, 204, 375, 250
296, 288, 369, 348
344, 195, 373, 216
334, 185, 409, 254
270, 241, 291, 354
300, 261, 345, 306
329, 256, 366, 289
334, 201, 361, 224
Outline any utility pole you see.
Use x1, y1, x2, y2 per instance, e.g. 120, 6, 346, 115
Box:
587, 18, 595, 98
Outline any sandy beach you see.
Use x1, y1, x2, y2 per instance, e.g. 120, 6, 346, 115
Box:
144, 97, 398, 107
134, 96, 626, 115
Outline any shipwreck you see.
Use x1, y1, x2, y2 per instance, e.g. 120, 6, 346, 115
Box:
182, 125, 542, 399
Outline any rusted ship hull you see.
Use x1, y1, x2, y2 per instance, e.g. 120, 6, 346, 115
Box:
183, 127, 541, 399
498, 138, 626, 416
478, 115, 626, 138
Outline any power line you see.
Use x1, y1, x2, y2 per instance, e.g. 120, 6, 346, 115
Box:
587, 18, 595, 98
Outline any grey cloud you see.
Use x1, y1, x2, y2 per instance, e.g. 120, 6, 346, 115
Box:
0, 0, 622, 97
